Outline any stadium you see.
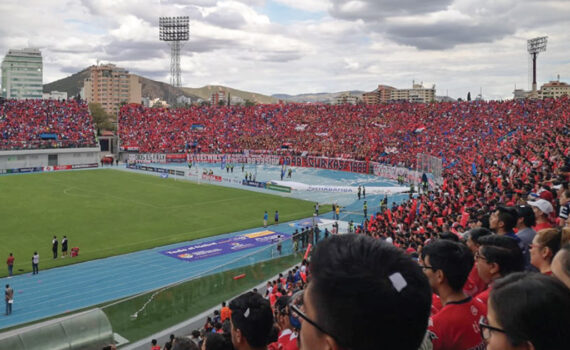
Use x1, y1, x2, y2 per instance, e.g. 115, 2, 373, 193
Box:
1, 4, 570, 350
1, 95, 569, 350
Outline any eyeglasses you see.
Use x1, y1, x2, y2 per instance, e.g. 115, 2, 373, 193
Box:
479, 316, 507, 341
289, 290, 343, 345
420, 264, 437, 271
474, 251, 488, 262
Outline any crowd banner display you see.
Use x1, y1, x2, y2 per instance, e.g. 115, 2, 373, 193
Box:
126, 153, 429, 185
127, 164, 184, 176
370, 162, 419, 183
128, 153, 167, 164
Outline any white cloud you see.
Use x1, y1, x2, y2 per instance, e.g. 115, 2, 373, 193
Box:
0, 0, 568, 100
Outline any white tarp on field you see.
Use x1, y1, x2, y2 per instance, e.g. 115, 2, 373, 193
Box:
269, 181, 408, 195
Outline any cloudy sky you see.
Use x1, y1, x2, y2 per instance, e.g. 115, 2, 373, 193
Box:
1, 0, 569, 99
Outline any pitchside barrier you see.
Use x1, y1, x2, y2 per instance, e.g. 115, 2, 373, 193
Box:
126, 153, 443, 187
101, 236, 302, 345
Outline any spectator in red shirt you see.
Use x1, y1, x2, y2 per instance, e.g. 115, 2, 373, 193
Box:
421, 240, 486, 350
474, 235, 525, 310
269, 296, 299, 350
481, 272, 570, 350
6, 253, 14, 277
463, 228, 492, 296
528, 199, 554, 231
530, 227, 570, 275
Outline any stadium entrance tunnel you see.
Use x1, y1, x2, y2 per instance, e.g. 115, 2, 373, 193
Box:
0, 308, 113, 350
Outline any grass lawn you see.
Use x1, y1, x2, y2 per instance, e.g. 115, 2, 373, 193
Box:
0, 169, 321, 277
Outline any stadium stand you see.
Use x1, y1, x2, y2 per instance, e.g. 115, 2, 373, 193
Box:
0, 99, 97, 150
119, 97, 570, 350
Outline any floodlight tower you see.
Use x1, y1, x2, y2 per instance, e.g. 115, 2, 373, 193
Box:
527, 36, 547, 93
159, 16, 189, 87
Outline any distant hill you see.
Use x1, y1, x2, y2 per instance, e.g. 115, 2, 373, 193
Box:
272, 90, 365, 103
43, 68, 277, 105
43, 68, 90, 97
181, 85, 278, 104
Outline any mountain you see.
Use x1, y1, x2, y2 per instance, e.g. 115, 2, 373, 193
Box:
272, 90, 366, 103
43, 68, 90, 97
181, 85, 278, 104
43, 67, 277, 104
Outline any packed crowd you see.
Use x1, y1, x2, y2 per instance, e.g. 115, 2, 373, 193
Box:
119, 97, 569, 169
0, 99, 97, 150
123, 97, 570, 350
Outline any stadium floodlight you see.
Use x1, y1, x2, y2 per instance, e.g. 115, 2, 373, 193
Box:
159, 16, 190, 88
527, 36, 547, 92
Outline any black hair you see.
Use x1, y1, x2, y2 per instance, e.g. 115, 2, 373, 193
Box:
439, 232, 459, 242
421, 240, 473, 291
173, 337, 199, 350
490, 272, 570, 350
516, 205, 536, 228
309, 234, 431, 350
229, 292, 273, 349
496, 206, 517, 232
478, 235, 524, 277
469, 228, 493, 245
204, 333, 231, 350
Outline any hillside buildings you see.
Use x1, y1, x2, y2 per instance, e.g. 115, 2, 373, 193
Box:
362, 82, 435, 105
513, 76, 570, 100
81, 64, 141, 115
1, 48, 43, 99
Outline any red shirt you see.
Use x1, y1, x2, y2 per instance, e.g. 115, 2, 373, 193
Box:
431, 294, 443, 316
428, 296, 486, 350
474, 287, 492, 315
6, 256, 14, 266
533, 222, 553, 231
463, 265, 487, 297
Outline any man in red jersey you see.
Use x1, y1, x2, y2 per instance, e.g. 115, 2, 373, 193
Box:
421, 240, 486, 350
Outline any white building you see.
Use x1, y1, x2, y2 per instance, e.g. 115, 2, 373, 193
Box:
335, 94, 360, 105
43, 91, 68, 100
391, 82, 435, 103
1, 48, 43, 99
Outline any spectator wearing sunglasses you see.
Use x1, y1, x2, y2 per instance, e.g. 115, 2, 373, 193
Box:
295, 234, 431, 350
530, 228, 570, 275
480, 272, 570, 350
474, 235, 525, 311
229, 292, 274, 350
421, 240, 485, 350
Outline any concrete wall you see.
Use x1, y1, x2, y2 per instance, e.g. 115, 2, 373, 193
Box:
0, 147, 100, 170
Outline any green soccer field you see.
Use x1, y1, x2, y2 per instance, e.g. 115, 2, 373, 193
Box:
0, 169, 319, 277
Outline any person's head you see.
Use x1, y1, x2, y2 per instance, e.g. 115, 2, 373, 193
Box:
527, 199, 553, 221
152, 339, 158, 346
5, 284, 9, 289
552, 242, 570, 289
222, 301, 226, 307
530, 227, 570, 271
515, 205, 536, 228
489, 206, 517, 234
421, 240, 474, 293
299, 234, 431, 350
174, 337, 200, 350
476, 235, 524, 284
466, 228, 493, 253
229, 292, 273, 350
202, 333, 231, 350
9, 253, 12, 257
483, 272, 570, 350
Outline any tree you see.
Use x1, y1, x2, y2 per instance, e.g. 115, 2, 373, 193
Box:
245, 99, 256, 107
218, 99, 226, 106
467, 92, 471, 101
89, 102, 114, 134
